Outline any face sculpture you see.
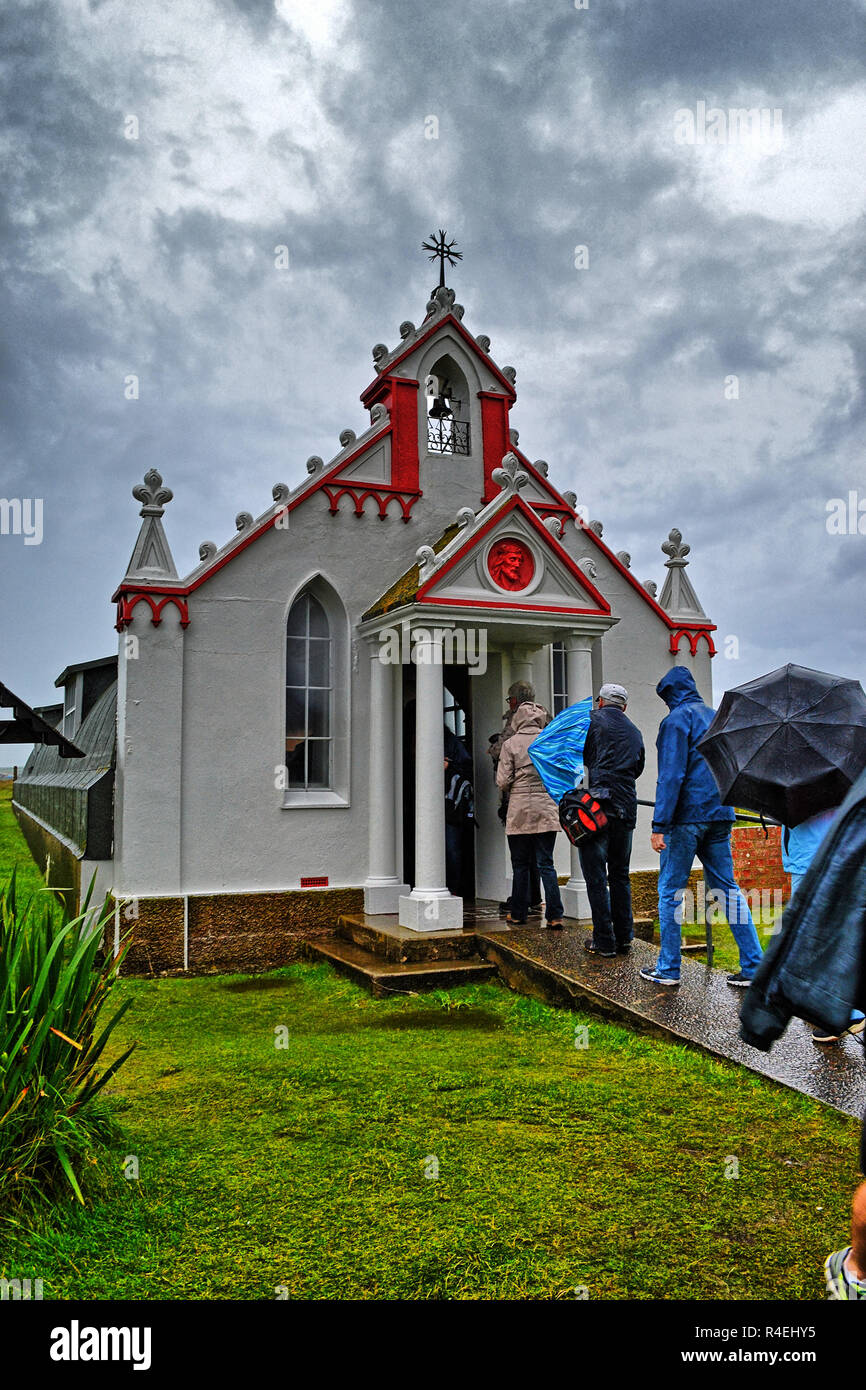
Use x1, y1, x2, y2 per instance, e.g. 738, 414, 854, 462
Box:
488, 538, 534, 592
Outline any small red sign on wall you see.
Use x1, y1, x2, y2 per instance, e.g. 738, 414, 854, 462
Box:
300, 876, 329, 888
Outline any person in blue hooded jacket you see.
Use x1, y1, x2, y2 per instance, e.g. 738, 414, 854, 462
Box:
640, 666, 763, 988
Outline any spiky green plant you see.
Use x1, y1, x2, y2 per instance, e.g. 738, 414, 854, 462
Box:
0, 872, 134, 1211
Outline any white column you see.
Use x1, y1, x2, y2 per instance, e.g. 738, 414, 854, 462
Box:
364, 648, 408, 914
509, 645, 535, 688
399, 630, 463, 932
561, 634, 595, 921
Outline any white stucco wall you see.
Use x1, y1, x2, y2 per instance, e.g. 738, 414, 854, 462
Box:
113, 328, 718, 898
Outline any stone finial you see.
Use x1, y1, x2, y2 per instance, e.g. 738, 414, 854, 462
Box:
272, 483, 290, 504
199, 541, 217, 562
124, 469, 178, 582
455, 506, 476, 530
616, 550, 631, 569
544, 516, 563, 537
426, 285, 455, 317
589, 519, 603, 537
235, 512, 254, 532
339, 429, 356, 449
562, 490, 577, 509
509, 428, 519, 446
662, 527, 690, 565
534, 459, 549, 477
372, 343, 389, 371
577, 557, 598, 581
132, 468, 173, 516
643, 579, 658, 597
491, 451, 529, 494
501, 366, 517, 387
370, 402, 389, 425
416, 544, 437, 577
658, 527, 707, 620
475, 334, 491, 353
399, 320, 415, 340
453, 303, 465, 321
306, 456, 324, 475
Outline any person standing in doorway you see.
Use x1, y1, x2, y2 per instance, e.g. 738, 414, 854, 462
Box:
489, 680, 548, 915
579, 683, 645, 957
642, 666, 763, 988
496, 701, 564, 927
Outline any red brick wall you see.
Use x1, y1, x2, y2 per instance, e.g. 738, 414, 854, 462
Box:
730, 824, 791, 901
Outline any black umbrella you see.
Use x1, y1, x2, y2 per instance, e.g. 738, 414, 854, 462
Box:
697, 664, 866, 828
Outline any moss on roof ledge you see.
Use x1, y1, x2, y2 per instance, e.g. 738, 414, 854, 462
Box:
362, 522, 461, 620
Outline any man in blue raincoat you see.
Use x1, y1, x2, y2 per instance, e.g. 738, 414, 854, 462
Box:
641, 666, 763, 988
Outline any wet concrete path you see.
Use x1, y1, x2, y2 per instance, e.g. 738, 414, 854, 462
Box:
472, 914, 866, 1118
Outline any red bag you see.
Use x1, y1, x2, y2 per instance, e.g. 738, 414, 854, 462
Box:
559, 790, 608, 845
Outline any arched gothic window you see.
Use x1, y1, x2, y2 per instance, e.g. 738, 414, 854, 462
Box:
285, 591, 332, 790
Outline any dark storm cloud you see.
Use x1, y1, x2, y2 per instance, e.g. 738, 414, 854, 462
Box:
594, 0, 866, 91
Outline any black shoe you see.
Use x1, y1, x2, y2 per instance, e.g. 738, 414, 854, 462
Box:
616, 943, 632, 955
529, 901, 543, 912
498, 900, 510, 914
727, 972, 753, 988
584, 940, 616, 958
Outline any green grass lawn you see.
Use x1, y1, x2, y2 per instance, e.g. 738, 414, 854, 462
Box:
0, 783, 860, 1300
0, 781, 51, 902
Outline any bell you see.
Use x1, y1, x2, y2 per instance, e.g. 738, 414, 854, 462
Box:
428, 394, 453, 419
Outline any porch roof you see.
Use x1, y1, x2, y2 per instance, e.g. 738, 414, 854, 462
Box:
362, 522, 460, 620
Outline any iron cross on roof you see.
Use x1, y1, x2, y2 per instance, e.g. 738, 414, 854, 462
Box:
422, 229, 463, 288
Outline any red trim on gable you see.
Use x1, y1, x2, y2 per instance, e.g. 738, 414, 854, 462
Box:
495, 446, 709, 639
322, 483, 422, 522
360, 314, 517, 407
111, 422, 401, 609
670, 627, 717, 657
505, 448, 573, 512
416, 493, 612, 614
419, 596, 610, 617
115, 592, 190, 631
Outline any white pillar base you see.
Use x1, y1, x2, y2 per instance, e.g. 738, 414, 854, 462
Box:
561, 877, 592, 922
363, 880, 410, 915
398, 892, 464, 933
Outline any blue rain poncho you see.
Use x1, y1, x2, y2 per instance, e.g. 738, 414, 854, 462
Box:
527, 697, 593, 803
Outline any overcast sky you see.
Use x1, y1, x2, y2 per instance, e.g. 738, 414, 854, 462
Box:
2, 0, 866, 760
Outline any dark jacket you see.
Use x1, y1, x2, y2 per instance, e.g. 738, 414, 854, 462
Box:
444, 728, 472, 779
583, 705, 645, 829
739, 767, 866, 1050
653, 668, 735, 832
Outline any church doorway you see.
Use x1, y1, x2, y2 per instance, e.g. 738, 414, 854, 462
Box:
401, 662, 476, 902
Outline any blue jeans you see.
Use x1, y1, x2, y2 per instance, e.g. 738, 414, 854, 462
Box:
657, 822, 763, 979
508, 831, 563, 922
789, 873, 865, 1026
577, 817, 635, 952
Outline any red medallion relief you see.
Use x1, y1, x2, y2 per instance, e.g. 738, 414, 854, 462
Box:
487, 538, 535, 592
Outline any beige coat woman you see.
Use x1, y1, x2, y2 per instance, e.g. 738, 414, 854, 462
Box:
495, 702, 561, 835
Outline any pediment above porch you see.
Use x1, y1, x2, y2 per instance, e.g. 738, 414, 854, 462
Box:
362, 490, 614, 632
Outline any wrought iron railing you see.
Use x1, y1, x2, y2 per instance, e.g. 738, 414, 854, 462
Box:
427, 418, 470, 455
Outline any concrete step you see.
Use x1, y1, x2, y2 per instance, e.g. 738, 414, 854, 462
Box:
336, 912, 480, 962
307, 934, 499, 997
